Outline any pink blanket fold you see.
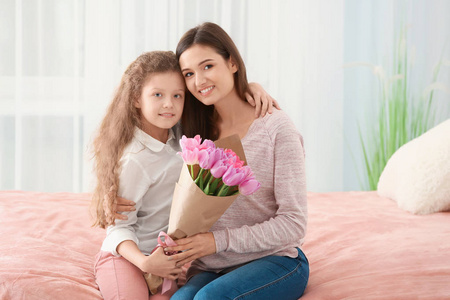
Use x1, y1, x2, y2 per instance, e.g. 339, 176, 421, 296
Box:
301, 191, 450, 300
0, 191, 104, 300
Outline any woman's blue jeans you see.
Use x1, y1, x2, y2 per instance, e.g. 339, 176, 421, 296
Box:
171, 248, 309, 300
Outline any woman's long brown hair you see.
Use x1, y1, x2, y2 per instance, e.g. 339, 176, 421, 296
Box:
176, 22, 250, 140
90, 51, 181, 228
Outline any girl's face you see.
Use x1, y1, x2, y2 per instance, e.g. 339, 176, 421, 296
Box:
179, 44, 238, 106
135, 71, 185, 142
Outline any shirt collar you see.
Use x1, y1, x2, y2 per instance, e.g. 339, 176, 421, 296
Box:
134, 127, 176, 152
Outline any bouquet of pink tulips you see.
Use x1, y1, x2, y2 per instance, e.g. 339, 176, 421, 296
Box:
168, 134, 260, 240
179, 135, 260, 197
145, 134, 260, 295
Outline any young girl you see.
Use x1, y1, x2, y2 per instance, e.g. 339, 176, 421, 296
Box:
91, 51, 184, 300
166, 22, 310, 300
91, 51, 277, 300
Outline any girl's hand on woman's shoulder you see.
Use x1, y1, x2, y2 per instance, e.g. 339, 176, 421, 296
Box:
246, 82, 281, 118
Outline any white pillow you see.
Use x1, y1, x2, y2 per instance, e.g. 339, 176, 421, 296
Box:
377, 119, 450, 214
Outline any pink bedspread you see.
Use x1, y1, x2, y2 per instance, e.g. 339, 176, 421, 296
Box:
0, 190, 449, 299
0, 191, 104, 300
301, 191, 450, 300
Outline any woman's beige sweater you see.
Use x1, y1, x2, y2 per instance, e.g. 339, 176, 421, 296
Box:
192, 109, 308, 273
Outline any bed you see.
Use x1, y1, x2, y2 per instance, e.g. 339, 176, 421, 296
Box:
1, 190, 449, 299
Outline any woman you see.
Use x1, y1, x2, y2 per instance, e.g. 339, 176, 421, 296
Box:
165, 22, 309, 300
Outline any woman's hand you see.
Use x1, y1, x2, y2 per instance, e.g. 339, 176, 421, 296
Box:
246, 82, 281, 117
140, 247, 183, 280
165, 232, 216, 267
103, 195, 136, 221
114, 197, 136, 220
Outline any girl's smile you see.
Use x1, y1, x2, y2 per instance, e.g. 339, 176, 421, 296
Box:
159, 113, 176, 117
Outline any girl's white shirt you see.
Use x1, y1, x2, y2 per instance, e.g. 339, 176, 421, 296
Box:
101, 125, 183, 256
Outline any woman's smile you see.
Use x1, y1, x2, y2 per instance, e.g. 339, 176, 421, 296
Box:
199, 85, 215, 96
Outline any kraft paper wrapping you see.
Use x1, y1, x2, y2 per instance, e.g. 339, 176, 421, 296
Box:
214, 134, 246, 163
147, 134, 246, 294
168, 134, 246, 239
168, 165, 239, 239
144, 272, 164, 294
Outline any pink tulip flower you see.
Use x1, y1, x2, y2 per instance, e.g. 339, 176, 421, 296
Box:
199, 139, 215, 151
210, 158, 228, 179
237, 166, 261, 195
240, 165, 253, 178
180, 148, 199, 165
199, 148, 221, 170
179, 135, 202, 151
239, 178, 261, 195
222, 166, 246, 187
224, 148, 244, 168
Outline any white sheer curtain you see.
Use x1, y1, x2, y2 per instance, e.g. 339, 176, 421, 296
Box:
3, 0, 447, 193
1, 0, 345, 193
1, 0, 85, 192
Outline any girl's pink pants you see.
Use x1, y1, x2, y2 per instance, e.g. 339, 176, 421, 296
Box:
94, 251, 178, 300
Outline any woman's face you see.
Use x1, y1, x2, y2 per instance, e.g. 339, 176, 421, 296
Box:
179, 44, 238, 106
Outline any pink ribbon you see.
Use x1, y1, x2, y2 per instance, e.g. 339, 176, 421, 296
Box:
151, 231, 178, 294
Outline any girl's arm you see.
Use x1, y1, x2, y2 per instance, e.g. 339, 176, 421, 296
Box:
101, 158, 147, 255
105, 157, 182, 278
246, 82, 281, 117
117, 240, 182, 280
